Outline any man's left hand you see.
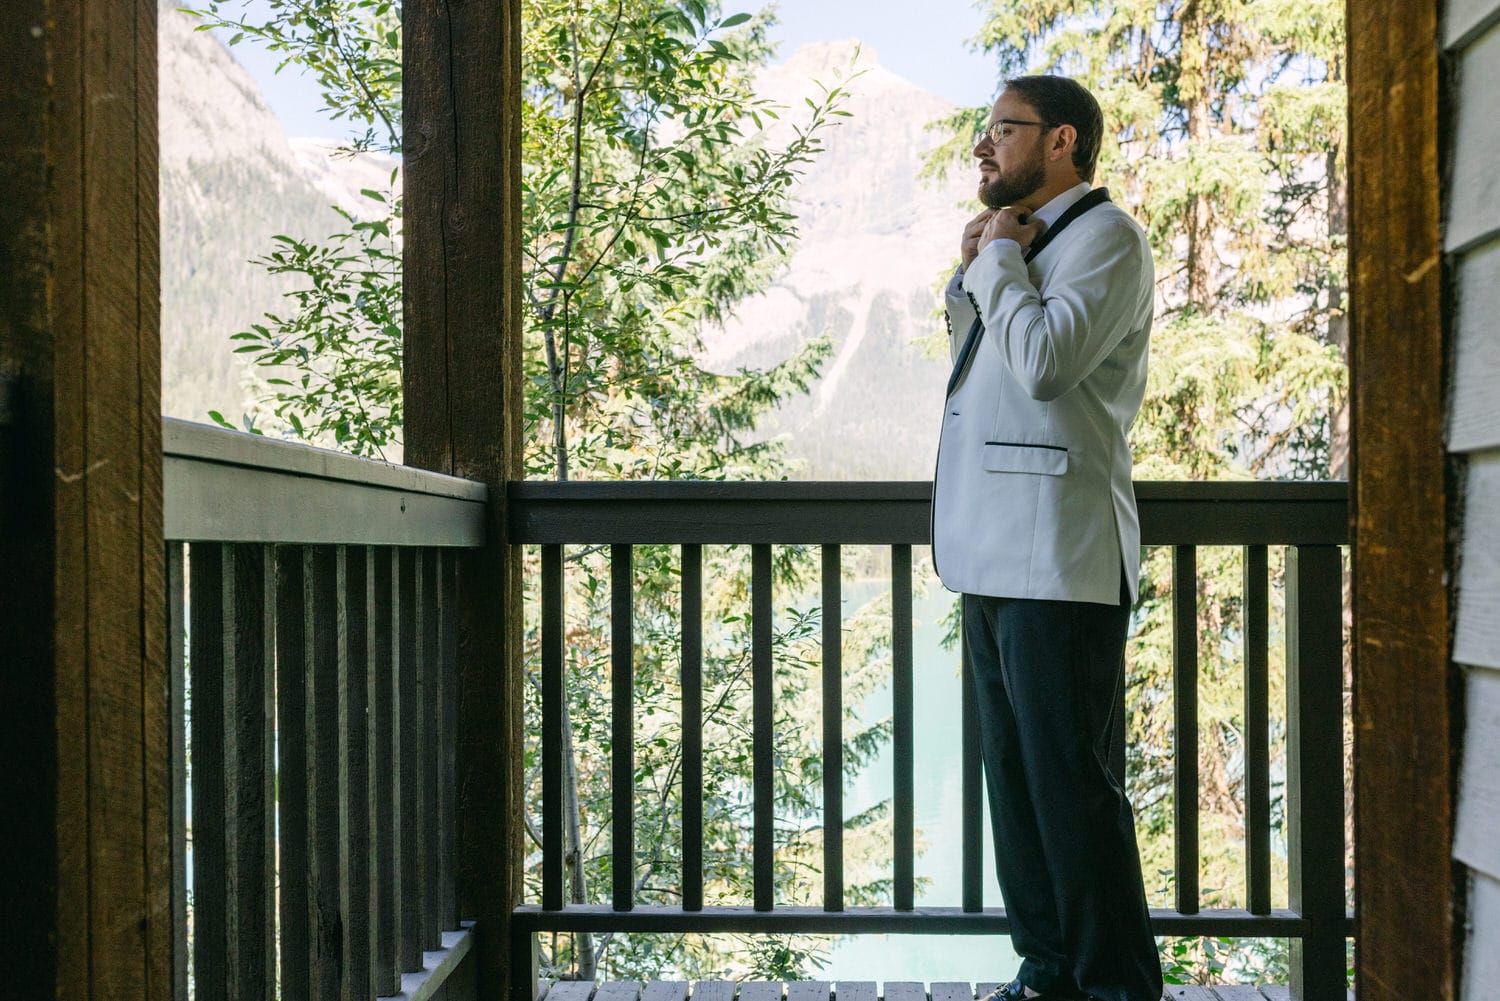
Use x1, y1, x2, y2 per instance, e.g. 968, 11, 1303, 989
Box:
980, 207, 1047, 253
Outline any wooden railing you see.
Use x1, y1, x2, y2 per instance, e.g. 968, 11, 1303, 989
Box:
162, 419, 485, 1001
507, 481, 1351, 1001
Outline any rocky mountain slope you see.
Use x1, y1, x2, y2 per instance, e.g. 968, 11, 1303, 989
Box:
159, 19, 977, 478
702, 41, 977, 479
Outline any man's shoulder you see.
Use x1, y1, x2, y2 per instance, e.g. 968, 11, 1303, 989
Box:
1048, 200, 1150, 258
1074, 199, 1147, 237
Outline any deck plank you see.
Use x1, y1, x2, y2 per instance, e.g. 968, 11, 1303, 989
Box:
930, 983, 972, 1001
547, 979, 1310, 1001
883, 983, 927, 1001
974, 984, 1001, 1001
595, 982, 643, 1001
548, 982, 598, 1001
693, 981, 738, 1001
739, 983, 785, 1001
788, 982, 831, 1001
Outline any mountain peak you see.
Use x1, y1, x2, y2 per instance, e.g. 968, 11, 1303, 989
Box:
778, 38, 879, 75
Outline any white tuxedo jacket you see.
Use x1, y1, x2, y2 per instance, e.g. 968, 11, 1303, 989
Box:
932, 187, 1153, 605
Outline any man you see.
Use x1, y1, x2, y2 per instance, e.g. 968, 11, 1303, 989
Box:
931, 75, 1162, 1001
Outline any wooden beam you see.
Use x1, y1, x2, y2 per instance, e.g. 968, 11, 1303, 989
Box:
0, 0, 167, 997
403, 0, 523, 995
1346, 1, 1457, 999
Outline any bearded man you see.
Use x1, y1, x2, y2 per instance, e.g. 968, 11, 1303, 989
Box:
931, 75, 1163, 1001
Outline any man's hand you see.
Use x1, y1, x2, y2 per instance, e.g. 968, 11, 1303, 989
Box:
980, 207, 1048, 253
960, 209, 996, 270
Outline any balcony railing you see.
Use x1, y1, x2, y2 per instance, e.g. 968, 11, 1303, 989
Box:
162, 420, 1351, 1001
163, 418, 484, 1000
507, 481, 1350, 1001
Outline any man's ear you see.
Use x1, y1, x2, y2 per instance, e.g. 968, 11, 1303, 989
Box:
1050, 124, 1077, 162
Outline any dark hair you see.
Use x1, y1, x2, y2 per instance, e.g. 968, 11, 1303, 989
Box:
1002, 75, 1104, 183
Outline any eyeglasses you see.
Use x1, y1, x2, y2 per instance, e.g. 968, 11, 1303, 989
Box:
976, 118, 1056, 146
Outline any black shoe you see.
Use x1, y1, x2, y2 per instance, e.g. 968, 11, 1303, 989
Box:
978, 980, 1070, 1001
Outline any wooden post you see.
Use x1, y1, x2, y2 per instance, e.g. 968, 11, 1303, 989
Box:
0, 0, 168, 997
1347, 1, 1458, 999
404, 0, 524, 995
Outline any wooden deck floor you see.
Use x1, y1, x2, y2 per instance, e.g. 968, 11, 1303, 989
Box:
538, 980, 1340, 1001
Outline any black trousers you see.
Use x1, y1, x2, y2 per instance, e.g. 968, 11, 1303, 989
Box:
963, 586, 1163, 1001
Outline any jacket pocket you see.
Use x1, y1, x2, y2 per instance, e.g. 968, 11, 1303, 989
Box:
982, 441, 1069, 476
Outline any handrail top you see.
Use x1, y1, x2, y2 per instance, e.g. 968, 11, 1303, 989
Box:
510, 479, 1348, 502
508, 478, 1349, 546
164, 417, 488, 503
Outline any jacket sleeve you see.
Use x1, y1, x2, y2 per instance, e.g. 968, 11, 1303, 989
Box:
943, 267, 977, 362
961, 219, 1151, 401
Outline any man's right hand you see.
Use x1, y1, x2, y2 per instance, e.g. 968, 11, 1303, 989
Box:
961, 209, 996, 270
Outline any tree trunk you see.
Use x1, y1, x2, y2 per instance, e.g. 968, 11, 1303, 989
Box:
1326, 146, 1351, 478
1182, 0, 1215, 310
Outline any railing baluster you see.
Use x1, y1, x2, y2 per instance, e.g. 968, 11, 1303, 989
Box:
242, 545, 279, 998
372, 549, 399, 994
681, 544, 704, 913
439, 550, 460, 929
1172, 544, 1200, 915
961, 612, 983, 913
341, 546, 374, 1001
167, 543, 189, 1001
253, 543, 280, 996
1287, 545, 1346, 1001
613, 544, 636, 911
277, 545, 312, 998
309, 545, 342, 999
1244, 544, 1272, 916
892, 544, 915, 912
752, 543, 775, 912
541, 544, 565, 912
396, 548, 423, 971
188, 544, 227, 996
421, 549, 443, 950
821, 544, 844, 912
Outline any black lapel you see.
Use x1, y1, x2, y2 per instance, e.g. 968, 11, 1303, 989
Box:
946, 187, 1112, 398
947, 316, 984, 398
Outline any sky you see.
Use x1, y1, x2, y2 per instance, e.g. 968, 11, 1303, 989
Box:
216, 0, 997, 141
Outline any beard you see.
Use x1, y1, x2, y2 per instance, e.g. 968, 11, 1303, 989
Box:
978, 144, 1047, 209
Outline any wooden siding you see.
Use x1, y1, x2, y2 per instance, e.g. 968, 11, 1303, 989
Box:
1445, 3, 1500, 1000
1455, 455, 1500, 668
1450, 243, 1500, 451
1455, 667, 1500, 873
1447, 24, 1500, 253
1464, 874, 1500, 996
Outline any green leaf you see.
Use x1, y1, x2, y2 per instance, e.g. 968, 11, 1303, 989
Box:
719, 12, 752, 28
